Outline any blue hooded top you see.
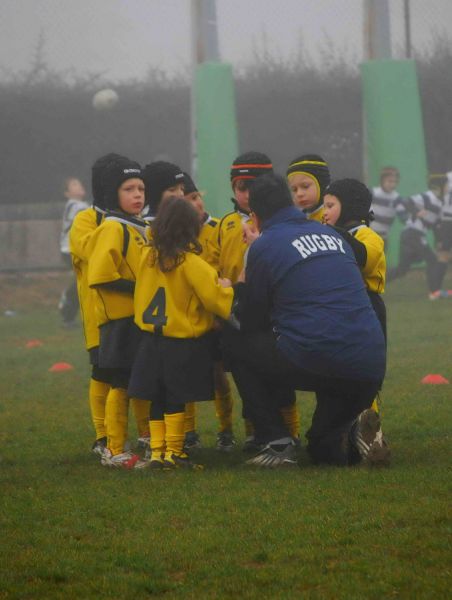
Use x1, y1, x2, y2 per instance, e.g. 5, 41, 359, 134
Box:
239, 205, 386, 382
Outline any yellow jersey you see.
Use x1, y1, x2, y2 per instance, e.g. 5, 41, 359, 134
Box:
199, 214, 220, 270
88, 217, 146, 326
134, 248, 233, 338
307, 204, 324, 223
217, 209, 252, 283
69, 207, 104, 350
351, 225, 386, 293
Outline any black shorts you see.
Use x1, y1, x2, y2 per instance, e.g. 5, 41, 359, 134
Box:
98, 317, 141, 370
435, 221, 452, 252
88, 347, 114, 384
128, 331, 215, 404
211, 329, 223, 362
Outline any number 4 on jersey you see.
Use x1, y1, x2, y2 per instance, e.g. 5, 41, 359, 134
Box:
143, 287, 168, 328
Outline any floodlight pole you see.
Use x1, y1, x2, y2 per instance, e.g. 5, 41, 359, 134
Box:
363, 0, 392, 60
404, 0, 412, 58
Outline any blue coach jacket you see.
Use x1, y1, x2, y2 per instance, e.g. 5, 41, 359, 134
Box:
240, 206, 386, 382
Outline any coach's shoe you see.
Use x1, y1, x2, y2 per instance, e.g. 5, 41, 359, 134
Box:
292, 436, 302, 449
216, 430, 236, 452
351, 408, 391, 467
246, 440, 298, 468
101, 449, 147, 469
184, 430, 202, 451
91, 436, 107, 457
163, 452, 204, 471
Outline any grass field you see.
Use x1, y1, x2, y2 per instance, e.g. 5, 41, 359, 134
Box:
1, 270, 451, 599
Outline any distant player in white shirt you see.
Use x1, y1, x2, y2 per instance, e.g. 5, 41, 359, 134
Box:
370, 166, 405, 244
59, 177, 89, 326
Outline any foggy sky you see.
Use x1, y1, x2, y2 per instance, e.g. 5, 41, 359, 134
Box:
1, 0, 451, 82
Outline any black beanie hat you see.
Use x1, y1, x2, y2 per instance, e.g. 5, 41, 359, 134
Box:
183, 172, 198, 195
92, 153, 127, 210
143, 161, 185, 214
325, 178, 373, 226
230, 151, 273, 186
102, 156, 144, 211
286, 154, 331, 206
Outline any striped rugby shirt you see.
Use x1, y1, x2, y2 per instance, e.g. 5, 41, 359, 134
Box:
403, 191, 442, 240
370, 186, 405, 240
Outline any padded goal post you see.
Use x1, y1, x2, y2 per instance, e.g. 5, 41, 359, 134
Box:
194, 62, 239, 217
361, 59, 429, 266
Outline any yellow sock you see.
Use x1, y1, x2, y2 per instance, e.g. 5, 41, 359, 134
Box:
184, 402, 196, 434
280, 402, 300, 439
371, 396, 380, 414
131, 398, 151, 438
89, 378, 109, 439
164, 412, 185, 458
244, 418, 254, 438
105, 387, 129, 456
214, 390, 233, 432
150, 419, 165, 461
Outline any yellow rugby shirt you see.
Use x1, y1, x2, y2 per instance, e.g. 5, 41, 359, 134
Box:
69, 207, 104, 349
350, 224, 386, 293
134, 248, 233, 338
88, 217, 146, 326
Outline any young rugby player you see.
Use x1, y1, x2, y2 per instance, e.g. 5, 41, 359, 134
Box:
182, 173, 232, 450
129, 197, 234, 470
218, 152, 299, 451
286, 154, 331, 222
59, 177, 88, 327
143, 160, 185, 220
369, 166, 405, 244
70, 154, 151, 457
87, 157, 149, 468
69, 154, 118, 455
323, 178, 387, 416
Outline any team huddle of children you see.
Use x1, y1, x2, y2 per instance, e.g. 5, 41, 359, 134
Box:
69, 150, 389, 471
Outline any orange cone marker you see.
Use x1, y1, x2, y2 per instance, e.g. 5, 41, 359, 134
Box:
49, 362, 74, 372
26, 339, 43, 348
421, 374, 449, 384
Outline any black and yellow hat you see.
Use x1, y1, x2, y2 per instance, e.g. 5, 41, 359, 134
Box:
286, 154, 331, 205
230, 151, 273, 187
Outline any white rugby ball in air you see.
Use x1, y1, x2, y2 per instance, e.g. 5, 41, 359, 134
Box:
92, 88, 119, 110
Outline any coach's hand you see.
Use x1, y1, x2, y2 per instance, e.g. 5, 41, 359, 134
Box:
243, 222, 259, 246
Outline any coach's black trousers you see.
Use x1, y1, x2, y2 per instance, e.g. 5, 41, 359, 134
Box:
222, 326, 380, 466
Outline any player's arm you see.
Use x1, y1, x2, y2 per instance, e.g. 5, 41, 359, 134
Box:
184, 255, 233, 319
356, 230, 385, 275
88, 223, 133, 292
69, 209, 97, 261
